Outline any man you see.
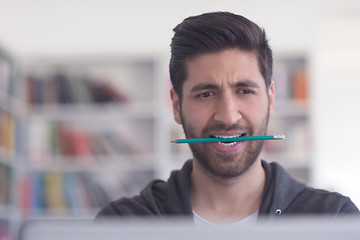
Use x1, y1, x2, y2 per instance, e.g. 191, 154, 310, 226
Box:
96, 11, 359, 224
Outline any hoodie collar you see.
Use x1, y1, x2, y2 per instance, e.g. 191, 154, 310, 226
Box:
163, 159, 306, 216
259, 160, 306, 215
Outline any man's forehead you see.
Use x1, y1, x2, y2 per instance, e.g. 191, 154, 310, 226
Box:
182, 49, 264, 87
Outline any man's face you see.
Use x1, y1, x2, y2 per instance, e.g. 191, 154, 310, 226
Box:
171, 48, 274, 180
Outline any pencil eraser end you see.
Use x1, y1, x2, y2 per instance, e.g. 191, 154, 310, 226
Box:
274, 135, 286, 140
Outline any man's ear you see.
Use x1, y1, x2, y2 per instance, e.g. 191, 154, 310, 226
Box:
170, 87, 182, 124
268, 81, 275, 117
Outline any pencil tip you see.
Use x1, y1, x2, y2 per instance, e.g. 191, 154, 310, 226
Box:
171, 140, 176, 143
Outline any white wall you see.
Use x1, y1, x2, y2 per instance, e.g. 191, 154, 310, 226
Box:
1, 0, 360, 207
0, 0, 358, 57
311, 12, 360, 207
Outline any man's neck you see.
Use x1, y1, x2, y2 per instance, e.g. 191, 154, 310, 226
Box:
190, 159, 266, 224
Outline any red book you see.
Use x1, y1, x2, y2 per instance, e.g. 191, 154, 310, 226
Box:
20, 175, 33, 216
293, 69, 308, 100
58, 125, 75, 156
71, 129, 92, 158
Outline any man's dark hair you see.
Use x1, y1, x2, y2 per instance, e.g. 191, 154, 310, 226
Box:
169, 11, 273, 98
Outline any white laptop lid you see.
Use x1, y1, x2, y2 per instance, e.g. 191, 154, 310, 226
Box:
20, 216, 360, 240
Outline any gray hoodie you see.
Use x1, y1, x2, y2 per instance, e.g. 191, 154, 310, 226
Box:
96, 160, 359, 219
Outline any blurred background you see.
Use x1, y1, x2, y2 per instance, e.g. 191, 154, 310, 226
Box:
0, 0, 360, 239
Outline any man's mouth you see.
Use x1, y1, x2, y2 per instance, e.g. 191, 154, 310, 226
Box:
209, 133, 247, 146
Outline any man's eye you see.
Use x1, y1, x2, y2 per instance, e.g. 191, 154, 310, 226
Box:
240, 89, 254, 94
199, 92, 214, 98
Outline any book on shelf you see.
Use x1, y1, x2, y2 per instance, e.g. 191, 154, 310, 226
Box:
0, 219, 12, 240
26, 75, 38, 105
57, 124, 76, 156
96, 80, 129, 103
0, 111, 15, 158
43, 75, 58, 104
20, 173, 32, 215
28, 120, 50, 164
273, 57, 308, 103
32, 172, 46, 215
0, 163, 11, 207
56, 73, 73, 104
49, 122, 59, 157
44, 171, 67, 214
293, 69, 308, 101
86, 79, 112, 103
66, 74, 92, 104
62, 172, 80, 213
69, 128, 93, 158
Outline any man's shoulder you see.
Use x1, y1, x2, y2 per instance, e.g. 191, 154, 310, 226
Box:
95, 195, 149, 218
261, 160, 359, 214
95, 179, 168, 218
95, 160, 194, 219
288, 186, 359, 214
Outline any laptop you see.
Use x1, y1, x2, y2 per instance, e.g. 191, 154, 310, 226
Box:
20, 216, 360, 240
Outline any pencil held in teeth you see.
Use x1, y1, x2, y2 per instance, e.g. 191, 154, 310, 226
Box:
171, 135, 285, 144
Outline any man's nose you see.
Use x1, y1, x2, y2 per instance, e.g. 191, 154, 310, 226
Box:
213, 94, 242, 125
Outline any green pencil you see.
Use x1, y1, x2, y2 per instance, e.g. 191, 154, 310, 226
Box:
171, 135, 285, 144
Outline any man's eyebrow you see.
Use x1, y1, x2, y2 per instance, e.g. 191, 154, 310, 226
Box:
232, 80, 261, 88
190, 80, 261, 93
190, 83, 219, 93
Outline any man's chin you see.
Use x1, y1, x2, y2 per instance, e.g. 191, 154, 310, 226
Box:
195, 154, 255, 179
201, 164, 251, 181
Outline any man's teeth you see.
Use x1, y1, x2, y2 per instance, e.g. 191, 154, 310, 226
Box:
213, 135, 242, 139
219, 141, 237, 146
212, 133, 245, 139
212, 134, 245, 146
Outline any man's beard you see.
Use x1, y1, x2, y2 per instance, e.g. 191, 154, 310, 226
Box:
180, 107, 270, 181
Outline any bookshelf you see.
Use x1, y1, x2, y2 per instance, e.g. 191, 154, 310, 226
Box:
0, 52, 169, 239
266, 55, 311, 183
17, 56, 166, 217
264, 106, 311, 183
0, 46, 19, 240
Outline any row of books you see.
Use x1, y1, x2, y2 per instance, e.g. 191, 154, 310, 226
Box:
21, 171, 111, 215
20, 170, 153, 215
26, 71, 129, 105
0, 164, 11, 206
28, 122, 141, 164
